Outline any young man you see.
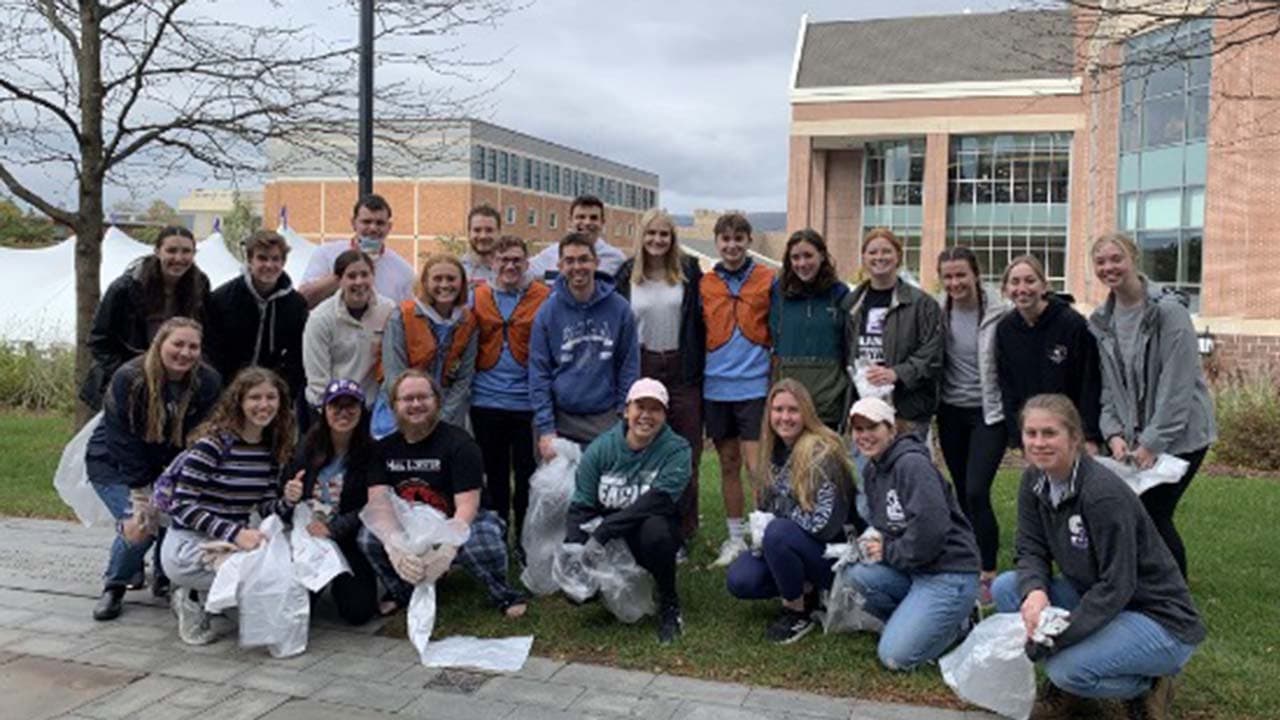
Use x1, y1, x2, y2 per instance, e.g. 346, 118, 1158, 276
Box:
527, 195, 627, 281
566, 378, 690, 644
204, 230, 309, 402
357, 370, 528, 617
471, 236, 551, 550
461, 204, 502, 302
700, 213, 774, 567
298, 194, 415, 308
529, 232, 639, 459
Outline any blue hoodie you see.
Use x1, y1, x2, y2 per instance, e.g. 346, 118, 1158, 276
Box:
529, 272, 640, 436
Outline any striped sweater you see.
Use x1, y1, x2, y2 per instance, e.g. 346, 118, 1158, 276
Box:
170, 432, 293, 542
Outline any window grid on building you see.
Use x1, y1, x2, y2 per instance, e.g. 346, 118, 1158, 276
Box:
862, 139, 926, 275
947, 132, 1072, 289
471, 143, 656, 210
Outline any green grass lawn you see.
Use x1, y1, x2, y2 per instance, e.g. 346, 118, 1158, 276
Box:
3, 410, 1276, 718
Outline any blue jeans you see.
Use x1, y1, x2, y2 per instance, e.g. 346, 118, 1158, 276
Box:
726, 519, 834, 602
992, 572, 1198, 699
843, 562, 978, 671
92, 482, 159, 590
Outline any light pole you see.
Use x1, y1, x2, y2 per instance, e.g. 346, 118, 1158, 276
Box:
357, 0, 374, 197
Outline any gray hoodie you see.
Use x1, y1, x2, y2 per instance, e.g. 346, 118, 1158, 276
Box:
1088, 278, 1216, 456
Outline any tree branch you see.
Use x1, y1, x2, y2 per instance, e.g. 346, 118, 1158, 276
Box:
0, 160, 75, 225
37, 0, 81, 58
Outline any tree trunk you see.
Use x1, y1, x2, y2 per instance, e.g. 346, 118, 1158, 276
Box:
73, 0, 105, 429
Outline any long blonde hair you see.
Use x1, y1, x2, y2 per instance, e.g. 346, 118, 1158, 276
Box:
758, 379, 851, 511
137, 317, 205, 445
630, 208, 683, 286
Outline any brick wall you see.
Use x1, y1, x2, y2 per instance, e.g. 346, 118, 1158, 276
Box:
1204, 333, 1280, 381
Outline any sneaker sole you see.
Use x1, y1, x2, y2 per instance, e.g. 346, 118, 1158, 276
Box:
773, 622, 816, 645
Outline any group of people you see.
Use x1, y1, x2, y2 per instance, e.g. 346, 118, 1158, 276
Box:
76, 190, 1213, 719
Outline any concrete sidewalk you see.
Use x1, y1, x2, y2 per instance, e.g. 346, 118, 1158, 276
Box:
0, 517, 991, 720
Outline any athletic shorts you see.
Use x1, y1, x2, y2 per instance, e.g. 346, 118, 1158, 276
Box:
703, 397, 765, 442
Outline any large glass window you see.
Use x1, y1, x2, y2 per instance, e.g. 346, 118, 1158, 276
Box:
862, 139, 925, 275
947, 133, 1071, 289
1118, 20, 1211, 306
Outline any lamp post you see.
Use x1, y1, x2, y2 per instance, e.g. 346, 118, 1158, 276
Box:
357, 0, 374, 197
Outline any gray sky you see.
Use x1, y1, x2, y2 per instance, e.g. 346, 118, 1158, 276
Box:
58, 0, 991, 216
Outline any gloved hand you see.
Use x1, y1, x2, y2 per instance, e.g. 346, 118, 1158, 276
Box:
421, 544, 458, 584
197, 540, 240, 571
121, 487, 159, 545
388, 544, 428, 585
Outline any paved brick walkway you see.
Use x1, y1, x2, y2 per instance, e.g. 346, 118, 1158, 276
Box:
0, 517, 993, 719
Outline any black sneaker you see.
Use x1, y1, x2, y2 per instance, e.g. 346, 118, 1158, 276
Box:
765, 608, 815, 645
92, 587, 125, 621
657, 602, 683, 645
125, 570, 145, 591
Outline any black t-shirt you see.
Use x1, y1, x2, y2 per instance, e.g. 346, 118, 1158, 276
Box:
368, 423, 483, 517
858, 287, 893, 363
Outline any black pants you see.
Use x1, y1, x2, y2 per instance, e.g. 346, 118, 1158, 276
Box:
936, 403, 1007, 572
329, 535, 379, 626
471, 406, 537, 542
1141, 447, 1208, 579
620, 514, 681, 606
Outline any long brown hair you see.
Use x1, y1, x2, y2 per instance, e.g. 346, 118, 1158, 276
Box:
139, 226, 204, 320
190, 367, 296, 464
630, 209, 683, 286
937, 245, 987, 322
781, 228, 838, 297
758, 379, 851, 512
136, 316, 206, 445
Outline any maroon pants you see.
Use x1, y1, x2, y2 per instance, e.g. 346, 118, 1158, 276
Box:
641, 350, 703, 541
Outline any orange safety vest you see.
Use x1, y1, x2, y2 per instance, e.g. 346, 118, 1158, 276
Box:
700, 263, 774, 352
473, 282, 550, 370
398, 300, 478, 387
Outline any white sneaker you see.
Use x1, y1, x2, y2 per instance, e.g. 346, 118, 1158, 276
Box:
711, 537, 748, 567
172, 587, 217, 645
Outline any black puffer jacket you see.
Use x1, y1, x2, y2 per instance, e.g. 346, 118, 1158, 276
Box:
205, 271, 309, 398
614, 254, 706, 386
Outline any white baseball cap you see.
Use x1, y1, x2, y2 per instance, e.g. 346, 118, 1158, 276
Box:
848, 397, 896, 425
625, 378, 669, 408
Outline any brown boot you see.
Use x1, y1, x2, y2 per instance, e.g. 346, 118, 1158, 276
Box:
1031, 681, 1087, 720
1126, 676, 1175, 720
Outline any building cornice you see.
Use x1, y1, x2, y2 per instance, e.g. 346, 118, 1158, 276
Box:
791, 77, 1082, 104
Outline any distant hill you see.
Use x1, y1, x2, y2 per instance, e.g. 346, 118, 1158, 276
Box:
671, 212, 787, 233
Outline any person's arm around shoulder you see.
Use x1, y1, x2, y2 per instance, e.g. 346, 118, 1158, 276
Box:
889, 289, 945, 390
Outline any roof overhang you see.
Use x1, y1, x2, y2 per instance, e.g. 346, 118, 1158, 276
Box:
791, 77, 1082, 104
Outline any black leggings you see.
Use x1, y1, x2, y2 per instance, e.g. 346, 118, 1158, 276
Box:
471, 406, 537, 542
1141, 447, 1208, 579
330, 536, 379, 625
622, 514, 681, 605
936, 403, 1007, 572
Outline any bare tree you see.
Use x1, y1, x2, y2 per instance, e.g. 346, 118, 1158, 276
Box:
0, 0, 518, 423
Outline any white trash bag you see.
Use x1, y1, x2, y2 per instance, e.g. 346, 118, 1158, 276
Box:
1094, 455, 1189, 496
940, 612, 1035, 720
521, 439, 581, 595
850, 359, 894, 401
52, 411, 115, 528
821, 543, 884, 635
748, 510, 774, 553
290, 503, 351, 592
359, 492, 471, 663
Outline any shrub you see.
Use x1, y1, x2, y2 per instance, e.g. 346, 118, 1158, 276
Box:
0, 342, 75, 412
1213, 372, 1280, 472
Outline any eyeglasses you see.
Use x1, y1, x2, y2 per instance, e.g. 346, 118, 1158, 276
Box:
496, 256, 526, 266
397, 394, 435, 405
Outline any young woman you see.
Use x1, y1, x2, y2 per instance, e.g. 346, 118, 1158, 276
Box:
843, 397, 980, 671
287, 378, 379, 625
993, 394, 1204, 719
726, 379, 853, 644
85, 317, 221, 621
842, 228, 943, 435
302, 250, 394, 410
995, 255, 1102, 450
81, 226, 210, 410
1088, 233, 1215, 579
770, 229, 849, 429
934, 247, 1010, 604
160, 367, 304, 645
614, 209, 705, 546
382, 253, 477, 427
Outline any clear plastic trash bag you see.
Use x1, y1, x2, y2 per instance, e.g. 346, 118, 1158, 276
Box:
290, 504, 351, 592
850, 359, 894, 402
551, 542, 598, 602
1094, 455, 1189, 496
551, 539, 654, 624
939, 612, 1035, 720
53, 411, 115, 528
821, 543, 884, 635
520, 439, 582, 595
359, 492, 471, 663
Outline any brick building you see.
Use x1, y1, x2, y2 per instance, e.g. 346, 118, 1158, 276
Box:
264, 119, 659, 268
787, 7, 1280, 374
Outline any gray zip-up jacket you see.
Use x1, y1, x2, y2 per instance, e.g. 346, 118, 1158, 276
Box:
938, 286, 1011, 426
1088, 278, 1216, 456
842, 278, 945, 423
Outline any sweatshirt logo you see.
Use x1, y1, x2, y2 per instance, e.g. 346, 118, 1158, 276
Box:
598, 472, 654, 509
885, 489, 905, 522
1068, 514, 1089, 549
559, 318, 616, 364
1048, 344, 1069, 365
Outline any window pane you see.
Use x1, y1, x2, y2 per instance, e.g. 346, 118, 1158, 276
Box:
1143, 95, 1187, 148
1139, 230, 1179, 282
1184, 187, 1205, 227
1183, 232, 1202, 283
1142, 189, 1182, 229
1145, 62, 1186, 98
1120, 194, 1138, 231
1121, 105, 1142, 153
1188, 89, 1209, 140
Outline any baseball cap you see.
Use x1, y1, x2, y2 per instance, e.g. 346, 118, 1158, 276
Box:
323, 378, 365, 406
848, 397, 895, 425
625, 378, 669, 408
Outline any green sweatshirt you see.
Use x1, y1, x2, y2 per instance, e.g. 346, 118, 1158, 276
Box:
572, 421, 691, 510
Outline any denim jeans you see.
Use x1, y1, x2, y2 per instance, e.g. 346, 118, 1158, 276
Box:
726, 518, 834, 602
843, 562, 978, 671
92, 482, 158, 590
991, 572, 1198, 699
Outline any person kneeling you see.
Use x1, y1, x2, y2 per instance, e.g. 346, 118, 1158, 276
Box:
843, 397, 981, 670
564, 378, 690, 644
992, 394, 1204, 720
358, 370, 528, 617
726, 379, 853, 644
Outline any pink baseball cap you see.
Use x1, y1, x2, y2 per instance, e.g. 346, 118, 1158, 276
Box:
625, 378, 669, 408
